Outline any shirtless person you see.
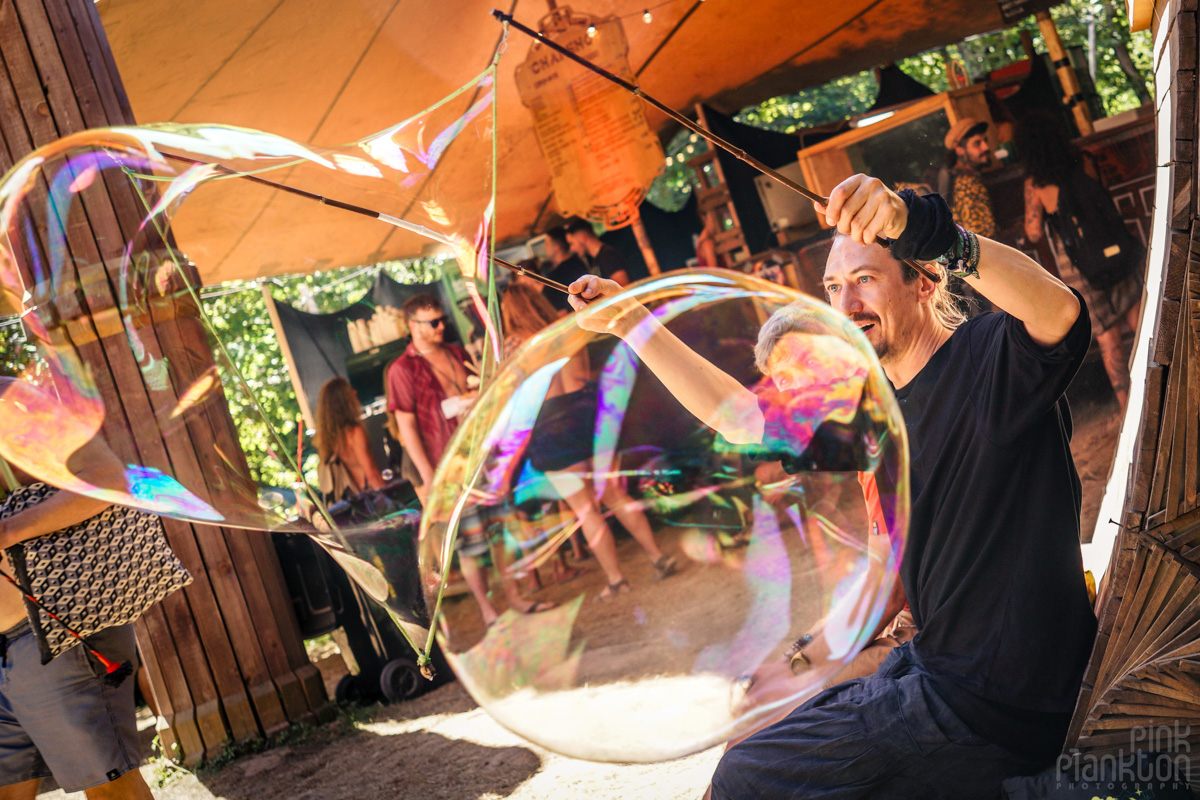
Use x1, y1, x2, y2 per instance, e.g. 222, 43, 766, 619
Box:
0, 446, 154, 800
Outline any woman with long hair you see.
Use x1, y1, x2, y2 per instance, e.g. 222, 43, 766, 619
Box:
1017, 111, 1144, 410
501, 279, 562, 354
315, 377, 386, 502
502, 282, 677, 600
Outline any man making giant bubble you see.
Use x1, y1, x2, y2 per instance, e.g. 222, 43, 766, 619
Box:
569, 174, 1097, 798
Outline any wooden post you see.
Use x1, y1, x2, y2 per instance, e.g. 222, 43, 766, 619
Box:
1063, 2, 1200, 778
1036, 10, 1095, 136
1018, 28, 1036, 62
630, 212, 662, 275
0, 0, 329, 765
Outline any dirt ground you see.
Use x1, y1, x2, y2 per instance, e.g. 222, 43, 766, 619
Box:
115, 682, 722, 800
38, 377, 1123, 800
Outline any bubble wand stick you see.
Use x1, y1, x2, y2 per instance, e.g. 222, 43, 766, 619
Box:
161, 153, 578, 296
489, 9, 940, 284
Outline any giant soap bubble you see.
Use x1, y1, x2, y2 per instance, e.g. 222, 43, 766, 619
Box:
0, 67, 499, 631
419, 271, 908, 762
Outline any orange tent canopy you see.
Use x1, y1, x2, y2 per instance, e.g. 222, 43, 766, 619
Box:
97, 0, 1011, 285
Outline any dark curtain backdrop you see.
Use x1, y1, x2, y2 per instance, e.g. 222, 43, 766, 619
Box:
601, 193, 705, 275
271, 272, 456, 417
700, 106, 803, 256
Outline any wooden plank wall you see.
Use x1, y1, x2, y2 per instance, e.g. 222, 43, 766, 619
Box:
1066, 0, 1200, 782
0, 0, 329, 764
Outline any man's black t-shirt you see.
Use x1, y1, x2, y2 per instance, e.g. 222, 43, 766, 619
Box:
589, 243, 649, 284
543, 255, 590, 314
895, 297, 1097, 761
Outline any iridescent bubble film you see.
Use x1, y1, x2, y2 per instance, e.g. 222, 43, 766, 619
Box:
420, 271, 908, 762
0, 68, 498, 623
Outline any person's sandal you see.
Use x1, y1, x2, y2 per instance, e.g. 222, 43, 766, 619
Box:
596, 579, 631, 602
652, 555, 678, 581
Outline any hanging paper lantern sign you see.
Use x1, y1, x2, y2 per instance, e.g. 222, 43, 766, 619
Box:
514, 7, 665, 229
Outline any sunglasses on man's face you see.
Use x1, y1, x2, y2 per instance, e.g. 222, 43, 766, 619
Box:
412, 316, 447, 328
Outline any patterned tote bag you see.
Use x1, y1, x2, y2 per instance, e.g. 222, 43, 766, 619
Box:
0, 482, 192, 663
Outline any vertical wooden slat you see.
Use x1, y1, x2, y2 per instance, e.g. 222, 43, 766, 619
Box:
150, 290, 301, 732
1148, 329, 1185, 515
1164, 298, 1192, 520
134, 607, 207, 759
1130, 366, 1166, 514
1185, 329, 1199, 512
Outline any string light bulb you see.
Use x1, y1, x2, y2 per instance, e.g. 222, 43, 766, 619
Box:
643, 9, 652, 22
587, 24, 596, 38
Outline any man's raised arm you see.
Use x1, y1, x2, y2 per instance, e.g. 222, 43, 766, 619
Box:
568, 275, 765, 445
961, 238, 1080, 347
820, 174, 1080, 348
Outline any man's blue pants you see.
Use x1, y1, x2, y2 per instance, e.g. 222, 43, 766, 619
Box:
710, 643, 1049, 800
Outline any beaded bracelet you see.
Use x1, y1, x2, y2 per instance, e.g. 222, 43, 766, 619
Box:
933, 224, 981, 280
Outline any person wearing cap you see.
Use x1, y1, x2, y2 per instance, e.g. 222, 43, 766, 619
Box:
939, 117, 997, 239
562, 217, 649, 287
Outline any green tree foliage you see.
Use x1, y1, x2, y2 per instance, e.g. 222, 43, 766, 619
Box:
0, 323, 37, 378
736, 0, 1151, 135
735, 72, 882, 133
647, 0, 1153, 207
646, 130, 707, 213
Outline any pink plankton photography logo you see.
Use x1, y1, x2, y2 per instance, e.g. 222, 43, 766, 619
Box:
1054, 722, 1192, 795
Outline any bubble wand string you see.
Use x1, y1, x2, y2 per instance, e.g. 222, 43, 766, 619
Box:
160, 153, 580, 297
0, 566, 133, 686
489, 9, 941, 285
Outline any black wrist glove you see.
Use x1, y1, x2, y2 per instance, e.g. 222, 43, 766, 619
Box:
888, 189, 958, 262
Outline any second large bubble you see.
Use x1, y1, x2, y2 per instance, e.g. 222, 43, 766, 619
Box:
419, 270, 908, 762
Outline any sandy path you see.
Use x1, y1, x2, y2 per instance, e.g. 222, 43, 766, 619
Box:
39, 682, 721, 800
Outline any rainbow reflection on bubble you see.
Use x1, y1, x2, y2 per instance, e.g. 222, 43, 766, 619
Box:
420, 270, 908, 763
0, 66, 500, 637
0, 67, 496, 535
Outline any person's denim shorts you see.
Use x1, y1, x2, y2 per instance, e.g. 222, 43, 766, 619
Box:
711, 642, 1047, 800
0, 621, 141, 792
